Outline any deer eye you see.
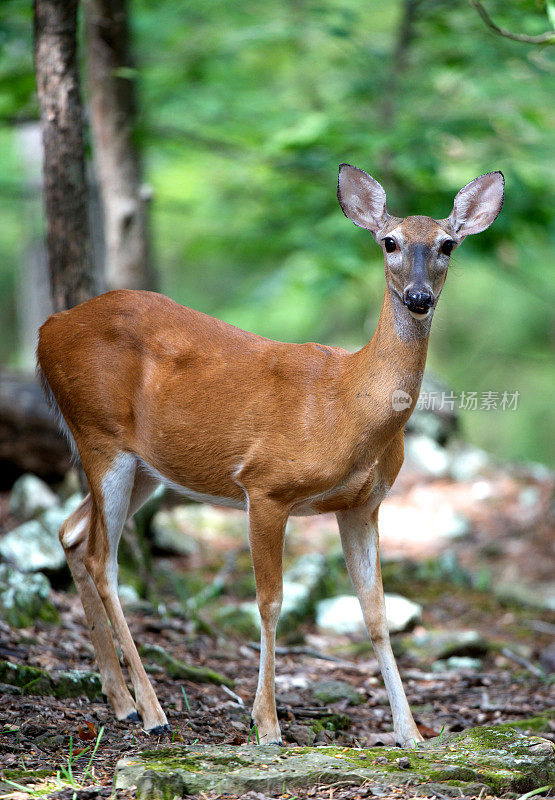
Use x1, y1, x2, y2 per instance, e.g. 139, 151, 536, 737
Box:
441, 240, 456, 256
383, 237, 397, 253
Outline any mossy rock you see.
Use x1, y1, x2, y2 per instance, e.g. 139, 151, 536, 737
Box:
114, 726, 554, 798
0, 768, 55, 793
0, 564, 59, 628
311, 679, 362, 706
0, 659, 101, 699
139, 643, 234, 687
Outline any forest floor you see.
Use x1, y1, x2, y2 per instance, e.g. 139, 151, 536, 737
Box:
0, 457, 553, 800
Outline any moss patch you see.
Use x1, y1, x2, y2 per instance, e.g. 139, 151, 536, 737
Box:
138, 643, 234, 687
0, 659, 101, 699
114, 726, 555, 798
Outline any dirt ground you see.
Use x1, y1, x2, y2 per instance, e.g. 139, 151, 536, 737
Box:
0, 460, 553, 800
1, 578, 554, 799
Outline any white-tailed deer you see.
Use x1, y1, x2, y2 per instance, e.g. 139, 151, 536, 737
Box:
37, 166, 504, 746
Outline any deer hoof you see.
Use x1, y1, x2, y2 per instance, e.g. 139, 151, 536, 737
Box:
146, 724, 170, 736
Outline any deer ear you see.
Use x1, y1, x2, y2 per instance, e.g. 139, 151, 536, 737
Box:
337, 164, 388, 234
449, 171, 504, 236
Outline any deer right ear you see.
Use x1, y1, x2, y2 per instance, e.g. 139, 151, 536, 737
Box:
337, 164, 388, 235
449, 171, 504, 237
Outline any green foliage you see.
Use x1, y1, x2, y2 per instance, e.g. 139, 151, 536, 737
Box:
0, 0, 553, 463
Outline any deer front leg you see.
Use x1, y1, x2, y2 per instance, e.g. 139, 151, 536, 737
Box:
247, 493, 289, 745
336, 505, 423, 749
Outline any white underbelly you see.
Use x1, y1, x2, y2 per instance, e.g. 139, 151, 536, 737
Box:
138, 458, 385, 517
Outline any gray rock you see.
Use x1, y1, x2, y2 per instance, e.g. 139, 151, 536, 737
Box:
0, 492, 84, 575
384, 594, 422, 633
404, 434, 450, 478
406, 373, 458, 445
39, 493, 83, 536
0, 564, 56, 628
213, 578, 318, 637
311, 679, 362, 706
447, 443, 490, 482
9, 474, 59, 520
432, 656, 483, 672
0, 659, 101, 699
151, 509, 200, 556
114, 727, 555, 797
379, 504, 470, 545
409, 628, 490, 661
316, 593, 421, 636
0, 519, 66, 573
118, 584, 141, 607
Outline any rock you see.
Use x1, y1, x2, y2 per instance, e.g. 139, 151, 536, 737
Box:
0, 564, 57, 628
495, 581, 555, 612
118, 584, 141, 607
0, 659, 101, 699
539, 645, 555, 675
311, 680, 362, 706
151, 504, 244, 555
213, 576, 322, 637
379, 503, 470, 544
9, 474, 59, 520
39, 493, 84, 537
316, 594, 421, 636
0, 520, 66, 573
286, 723, 313, 746
404, 434, 450, 479
150, 509, 200, 556
213, 602, 260, 639
114, 727, 555, 797
447, 442, 491, 482
383, 594, 422, 634
316, 595, 363, 635
432, 656, 483, 672
405, 373, 458, 445
0, 492, 83, 575
408, 628, 490, 661
518, 485, 541, 509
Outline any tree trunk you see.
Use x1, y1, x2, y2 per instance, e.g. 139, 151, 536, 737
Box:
84, 0, 155, 291
33, 0, 97, 312
0, 370, 71, 487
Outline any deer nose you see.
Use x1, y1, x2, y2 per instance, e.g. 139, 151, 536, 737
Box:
403, 288, 434, 314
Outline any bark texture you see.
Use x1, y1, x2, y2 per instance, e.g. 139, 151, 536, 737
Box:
85, 0, 155, 291
33, 0, 97, 312
0, 370, 71, 487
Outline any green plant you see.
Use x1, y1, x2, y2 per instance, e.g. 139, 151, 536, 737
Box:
181, 685, 191, 712
247, 721, 260, 745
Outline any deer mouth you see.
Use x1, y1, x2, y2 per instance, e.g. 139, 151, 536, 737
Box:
408, 307, 432, 320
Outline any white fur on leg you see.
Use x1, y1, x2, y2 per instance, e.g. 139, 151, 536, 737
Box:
337, 506, 422, 748
101, 452, 136, 592
253, 599, 282, 744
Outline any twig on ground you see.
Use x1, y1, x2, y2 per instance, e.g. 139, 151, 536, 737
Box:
501, 647, 545, 678
248, 641, 357, 666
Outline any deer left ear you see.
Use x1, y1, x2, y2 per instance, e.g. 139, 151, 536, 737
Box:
449, 171, 504, 236
337, 164, 389, 235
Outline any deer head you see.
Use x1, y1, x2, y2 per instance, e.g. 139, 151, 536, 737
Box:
337, 165, 504, 320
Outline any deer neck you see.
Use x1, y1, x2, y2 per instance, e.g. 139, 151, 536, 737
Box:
348, 288, 431, 435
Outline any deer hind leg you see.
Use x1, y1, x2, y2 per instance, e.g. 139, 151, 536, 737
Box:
248, 493, 289, 745
60, 494, 137, 720
62, 453, 166, 731
336, 504, 423, 749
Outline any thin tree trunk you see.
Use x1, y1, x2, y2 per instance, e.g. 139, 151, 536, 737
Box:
33, 0, 97, 312
379, 0, 422, 187
84, 0, 155, 291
